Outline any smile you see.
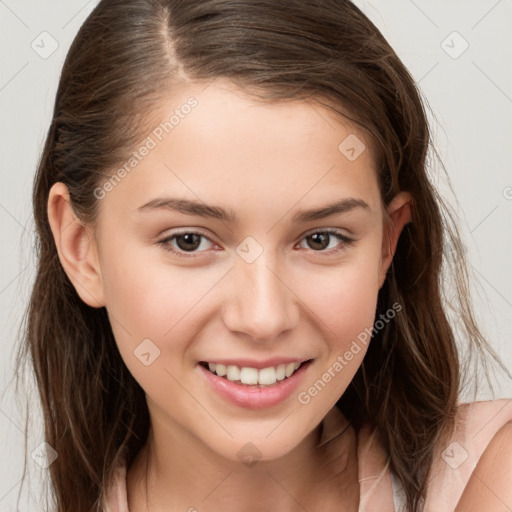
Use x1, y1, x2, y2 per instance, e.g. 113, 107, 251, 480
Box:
197, 359, 313, 409
200, 361, 309, 387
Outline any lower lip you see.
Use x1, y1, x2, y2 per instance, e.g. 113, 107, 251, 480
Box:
197, 361, 312, 410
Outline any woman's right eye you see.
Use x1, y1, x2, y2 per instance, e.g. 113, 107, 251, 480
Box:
157, 231, 215, 257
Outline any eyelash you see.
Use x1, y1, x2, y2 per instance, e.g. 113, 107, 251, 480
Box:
156, 229, 355, 258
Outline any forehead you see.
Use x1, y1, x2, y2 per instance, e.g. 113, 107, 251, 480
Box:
97, 79, 382, 224
150, 78, 377, 168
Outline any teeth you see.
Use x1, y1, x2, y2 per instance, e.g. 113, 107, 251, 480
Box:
240, 367, 258, 385
285, 362, 296, 378
258, 367, 276, 385
216, 363, 227, 377
206, 361, 304, 386
226, 365, 240, 381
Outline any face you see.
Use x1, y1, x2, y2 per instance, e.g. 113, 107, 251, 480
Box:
49, 79, 411, 464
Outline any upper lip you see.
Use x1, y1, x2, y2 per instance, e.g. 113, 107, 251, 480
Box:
200, 357, 312, 370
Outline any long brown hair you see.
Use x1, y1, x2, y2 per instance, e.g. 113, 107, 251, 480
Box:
13, 1, 510, 510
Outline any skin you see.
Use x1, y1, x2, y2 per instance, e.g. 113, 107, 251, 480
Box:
47, 79, 412, 511
455, 421, 512, 512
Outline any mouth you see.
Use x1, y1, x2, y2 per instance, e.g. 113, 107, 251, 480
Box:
197, 358, 314, 409
198, 359, 313, 388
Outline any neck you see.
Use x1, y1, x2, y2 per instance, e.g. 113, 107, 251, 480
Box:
127, 407, 359, 512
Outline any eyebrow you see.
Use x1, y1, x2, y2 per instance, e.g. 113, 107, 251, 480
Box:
136, 197, 370, 223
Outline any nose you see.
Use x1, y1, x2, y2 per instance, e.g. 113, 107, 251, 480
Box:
221, 250, 299, 342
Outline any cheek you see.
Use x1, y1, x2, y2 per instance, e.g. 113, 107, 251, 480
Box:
297, 247, 382, 340
99, 237, 204, 333
99, 253, 202, 400
291, 244, 382, 394
308, 275, 378, 376
331, 269, 379, 340
98, 243, 223, 372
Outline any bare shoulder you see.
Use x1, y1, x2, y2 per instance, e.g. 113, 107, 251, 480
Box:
425, 398, 512, 511
454, 399, 512, 511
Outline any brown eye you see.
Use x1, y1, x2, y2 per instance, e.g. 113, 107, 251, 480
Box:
299, 230, 354, 254
174, 233, 202, 252
306, 232, 331, 251
157, 231, 214, 257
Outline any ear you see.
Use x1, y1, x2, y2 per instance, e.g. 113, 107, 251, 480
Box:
47, 182, 105, 308
378, 191, 413, 289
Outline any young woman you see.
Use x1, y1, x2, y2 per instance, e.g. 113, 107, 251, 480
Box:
16, 1, 512, 511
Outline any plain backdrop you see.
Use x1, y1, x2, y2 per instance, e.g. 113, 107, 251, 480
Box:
1, 1, 511, 509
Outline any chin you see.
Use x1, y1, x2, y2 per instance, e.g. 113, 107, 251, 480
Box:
205, 428, 309, 466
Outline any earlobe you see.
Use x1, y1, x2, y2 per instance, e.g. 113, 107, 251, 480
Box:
378, 192, 413, 289
47, 182, 106, 308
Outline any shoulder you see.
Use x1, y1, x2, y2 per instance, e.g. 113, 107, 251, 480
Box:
455, 417, 512, 511
424, 398, 512, 512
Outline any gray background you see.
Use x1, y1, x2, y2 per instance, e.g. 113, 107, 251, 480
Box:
1, 1, 511, 509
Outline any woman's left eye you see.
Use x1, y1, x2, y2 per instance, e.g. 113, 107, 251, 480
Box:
157, 229, 354, 257
297, 230, 355, 254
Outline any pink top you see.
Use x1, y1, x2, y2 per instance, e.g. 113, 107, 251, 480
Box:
103, 398, 512, 511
